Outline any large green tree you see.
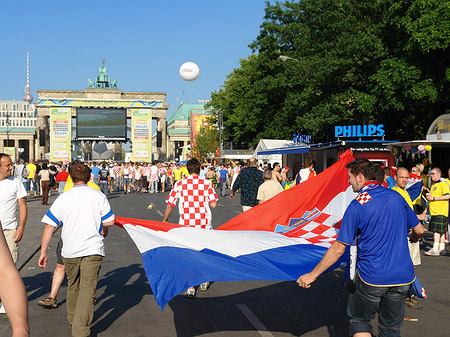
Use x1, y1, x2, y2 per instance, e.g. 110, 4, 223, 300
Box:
192, 126, 219, 161
208, 0, 450, 146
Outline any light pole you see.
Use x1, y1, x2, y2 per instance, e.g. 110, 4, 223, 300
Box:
217, 110, 223, 161
6, 111, 10, 147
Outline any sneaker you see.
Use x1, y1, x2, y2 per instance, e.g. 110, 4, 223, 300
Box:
0, 303, 5, 314
440, 249, 448, 256
200, 282, 210, 291
184, 287, 196, 298
406, 297, 423, 309
424, 248, 440, 256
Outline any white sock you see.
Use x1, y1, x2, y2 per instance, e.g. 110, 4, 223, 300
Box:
433, 242, 440, 251
439, 242, 445, 251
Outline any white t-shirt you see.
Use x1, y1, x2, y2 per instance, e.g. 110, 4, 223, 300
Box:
0, 177, 28, 230
299, 168, 311, 183
41, 184, 115, 258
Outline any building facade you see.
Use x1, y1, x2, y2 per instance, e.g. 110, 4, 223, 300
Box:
0, 100, 37, 161
36, 88, 169, 161
167, 102, 210, 161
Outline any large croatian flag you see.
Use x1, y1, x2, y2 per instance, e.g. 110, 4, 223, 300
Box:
116, 150, 356, 310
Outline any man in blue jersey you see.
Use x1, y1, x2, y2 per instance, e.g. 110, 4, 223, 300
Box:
297, 158, 424, 337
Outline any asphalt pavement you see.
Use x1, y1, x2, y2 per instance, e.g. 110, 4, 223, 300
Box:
1, 188, 450, 336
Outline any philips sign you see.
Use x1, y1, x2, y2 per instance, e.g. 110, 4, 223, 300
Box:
335, 124, 385, 138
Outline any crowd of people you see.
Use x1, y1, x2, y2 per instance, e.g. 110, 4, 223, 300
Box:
8, 158, 304, 201
1, 153, 448, 336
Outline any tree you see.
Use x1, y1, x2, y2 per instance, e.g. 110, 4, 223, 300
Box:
191, 126, 219, 161
208, 0, 450, 146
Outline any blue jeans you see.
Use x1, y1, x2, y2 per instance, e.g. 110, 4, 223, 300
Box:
348, 274, 410, 337
58, 181, 66, 195
219, 178, 227, 196
123, 177, 129, 192
100, 181, 109, 196
150, 180, 158, 193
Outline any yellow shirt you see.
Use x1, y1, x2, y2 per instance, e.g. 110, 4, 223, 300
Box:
27, 163, 36, 179
181, 167, 188, 178
429, 180, 450, 216
392, 185, 413, 210
173, 168, 182, 181
63, 175, 101, 193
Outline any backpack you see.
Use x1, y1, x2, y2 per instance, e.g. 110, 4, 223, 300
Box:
22, 166, 30, 179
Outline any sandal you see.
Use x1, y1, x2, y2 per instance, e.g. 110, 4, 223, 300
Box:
37, 297, 57, 308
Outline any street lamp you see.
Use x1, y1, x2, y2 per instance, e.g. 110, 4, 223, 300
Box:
217, 110, 224, 160
6, 111, 10, 147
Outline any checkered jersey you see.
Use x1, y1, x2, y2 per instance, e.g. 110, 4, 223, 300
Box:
166, 175, 218, 229
113, 166, 121, 178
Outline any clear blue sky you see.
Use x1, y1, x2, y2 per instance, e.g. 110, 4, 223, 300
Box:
0, 0, 268, 120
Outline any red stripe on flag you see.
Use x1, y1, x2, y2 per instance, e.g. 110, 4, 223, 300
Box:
218, 150, 354, 231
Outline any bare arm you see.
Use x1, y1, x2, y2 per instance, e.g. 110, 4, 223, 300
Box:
426, 194, 450, 201
15, 198, 27, 243
210, 201, 218, 209
162, 204, 173, 222
297, 240, 347, 288
0, 229, 30, 337
38, 224, 55, 270
409, 223, 425, 243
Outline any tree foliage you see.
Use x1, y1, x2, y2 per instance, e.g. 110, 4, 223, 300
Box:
208, 0, 450, 146
191, 126, 219, 161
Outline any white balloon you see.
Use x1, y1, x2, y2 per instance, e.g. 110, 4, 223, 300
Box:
179, 62, 200, 81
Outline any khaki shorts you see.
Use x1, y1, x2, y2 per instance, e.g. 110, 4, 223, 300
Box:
3, 229, 19, 264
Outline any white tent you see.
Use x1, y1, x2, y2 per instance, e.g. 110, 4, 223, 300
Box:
254, 139, 296, 164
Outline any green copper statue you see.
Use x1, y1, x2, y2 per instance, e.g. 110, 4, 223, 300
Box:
88, 59, 118, 88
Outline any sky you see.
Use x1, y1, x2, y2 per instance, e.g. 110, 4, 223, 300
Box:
0, 0, 268, 122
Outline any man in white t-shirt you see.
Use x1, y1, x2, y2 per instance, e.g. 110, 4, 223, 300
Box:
38, 163, 115, 337
0, 153, 28, 264
0, 153, 28, 315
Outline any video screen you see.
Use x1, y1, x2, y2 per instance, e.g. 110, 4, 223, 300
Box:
76, 108, 127, 140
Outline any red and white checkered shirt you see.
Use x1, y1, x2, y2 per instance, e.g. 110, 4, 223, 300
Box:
166, 175, 218, 229
113, 165, 121, 178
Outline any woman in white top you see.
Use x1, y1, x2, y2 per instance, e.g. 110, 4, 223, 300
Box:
122, 163, 130, 194
134, 164, 142, 193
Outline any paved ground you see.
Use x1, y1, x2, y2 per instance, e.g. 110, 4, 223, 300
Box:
1, 188, 450, 336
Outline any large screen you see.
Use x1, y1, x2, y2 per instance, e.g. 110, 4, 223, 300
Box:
76, 108, 127, 140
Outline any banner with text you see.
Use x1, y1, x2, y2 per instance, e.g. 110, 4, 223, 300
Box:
131, 109, 152, 162
50, 107, 71, 162
4, 147, 16, 161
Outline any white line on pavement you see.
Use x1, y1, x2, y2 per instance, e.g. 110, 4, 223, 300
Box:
237, 304, 275, 337
156, 210, 163, 217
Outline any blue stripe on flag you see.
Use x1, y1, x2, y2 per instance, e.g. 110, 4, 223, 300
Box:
142, 244, 349, 310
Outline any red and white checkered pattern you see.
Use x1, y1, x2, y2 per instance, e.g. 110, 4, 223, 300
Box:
113, 165, 121, 178
282, 212, 341, 248
166, 175, 218, 229
356, 192, 372, 206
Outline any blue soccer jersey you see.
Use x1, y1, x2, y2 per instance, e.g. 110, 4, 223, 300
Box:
337, 182, 419, 286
